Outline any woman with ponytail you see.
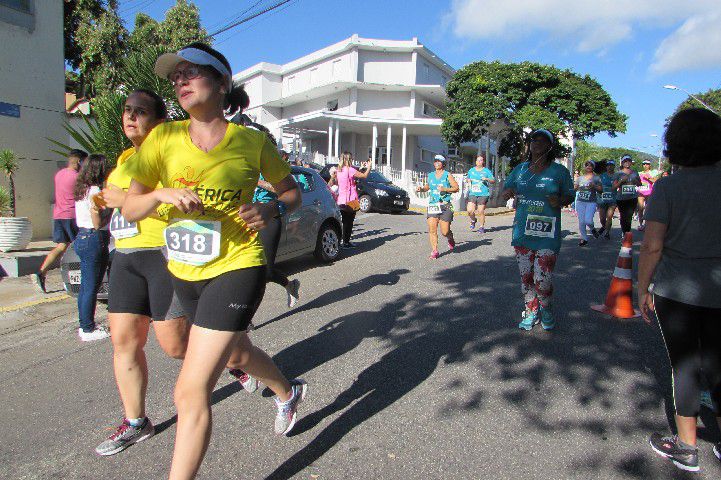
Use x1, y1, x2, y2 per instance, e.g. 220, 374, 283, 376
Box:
122, 42, 305, 479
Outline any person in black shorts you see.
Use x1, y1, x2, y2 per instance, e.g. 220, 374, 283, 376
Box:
416, 155, 459, 259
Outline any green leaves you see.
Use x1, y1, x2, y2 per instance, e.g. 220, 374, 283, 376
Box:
0, 186, 11, 217
441, 60, 627, 167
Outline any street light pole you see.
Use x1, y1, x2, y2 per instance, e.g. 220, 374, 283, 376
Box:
663, 84, 718, 114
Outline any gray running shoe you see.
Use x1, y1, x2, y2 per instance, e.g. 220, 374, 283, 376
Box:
285, 279, 300, 308
649, 433, 699, 472
714, 442, 720, 463
274, 379, 307, 436
95, 418, 154, 456
31, 272, 46, 293
229, 368, 258, 393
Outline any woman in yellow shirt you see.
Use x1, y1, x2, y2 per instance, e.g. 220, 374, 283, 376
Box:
122, 43, 303, 479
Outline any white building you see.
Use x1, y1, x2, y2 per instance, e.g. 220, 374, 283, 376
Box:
234, 34, 502, 193
0, 0, 65, 239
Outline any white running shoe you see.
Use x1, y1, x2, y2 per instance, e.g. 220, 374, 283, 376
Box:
285, 279, 300, 308
78, 326, 110, 342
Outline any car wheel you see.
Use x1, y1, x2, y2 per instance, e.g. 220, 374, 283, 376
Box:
314, 222, 341, 262
359, 195, 372, 213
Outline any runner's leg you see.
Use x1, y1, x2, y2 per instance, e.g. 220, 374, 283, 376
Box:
427, 217, 439, 253
109, 314, 151, 419
532, 249, 557, 310
514, 246, 538, 313
226, 333, 292, 399
477, 203, 487, 228
466, 199, 477, 227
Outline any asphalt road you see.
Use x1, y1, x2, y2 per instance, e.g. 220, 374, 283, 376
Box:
0, 210, 719, 479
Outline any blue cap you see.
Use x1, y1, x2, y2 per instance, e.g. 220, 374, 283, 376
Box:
530, 129, 555, 144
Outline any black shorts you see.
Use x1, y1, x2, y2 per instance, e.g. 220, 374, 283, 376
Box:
172, 266, 266, 332
108, 249, 184, 321
53, 219, 78, 243
427, 203, 454, 223
467, 195, 489, 206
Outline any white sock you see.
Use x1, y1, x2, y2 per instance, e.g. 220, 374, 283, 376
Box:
127, 417, 144, 427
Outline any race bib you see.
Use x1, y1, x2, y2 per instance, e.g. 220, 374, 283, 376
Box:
427, 203, 442, 215
577, 190, 592, 201
621, 185, 637, 195
525, 215, 556, 238
164, 219, 221, 266
600, 192, 614, 202
471, 183, 482, 194
109, 210, 138, 239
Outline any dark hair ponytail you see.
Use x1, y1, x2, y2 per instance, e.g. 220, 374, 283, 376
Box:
130, 89, 167, 119
73, 154, 108, 201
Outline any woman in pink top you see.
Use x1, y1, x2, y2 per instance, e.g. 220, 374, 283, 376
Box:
328, 152, 370, 248
637, 159, 659, 231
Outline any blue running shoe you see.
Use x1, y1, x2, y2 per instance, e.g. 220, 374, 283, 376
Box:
540, 307, 555, 330
470, 220, 476, 231
518, 310, 538, 330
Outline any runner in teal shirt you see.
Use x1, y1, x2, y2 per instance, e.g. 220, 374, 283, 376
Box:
416, 154, 459, 259
596, 160, 617, 240
467, 165, 494, 197
465, 156, 495, 233
427, 170, 452, 204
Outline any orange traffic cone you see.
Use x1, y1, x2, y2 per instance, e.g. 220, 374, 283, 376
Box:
591, 232, 641, 319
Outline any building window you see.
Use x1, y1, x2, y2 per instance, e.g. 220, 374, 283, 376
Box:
422, 102, 438, 117
326, 99, 338, 111
332, 59, 343, 79
310, 67, 318, 85
423, 62, 430, 79
441, 76, 448, 86
0, 0, 34, 30
287, 75, 296, 92
368, 146, 393, 166
0, 0, 30, 12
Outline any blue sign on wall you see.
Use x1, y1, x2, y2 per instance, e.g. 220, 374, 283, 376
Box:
0, 102, 20, 118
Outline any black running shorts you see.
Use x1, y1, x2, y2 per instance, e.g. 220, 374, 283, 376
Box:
171, 266, 266, 332
427, 203, 454, 223
108, 249, 185, 321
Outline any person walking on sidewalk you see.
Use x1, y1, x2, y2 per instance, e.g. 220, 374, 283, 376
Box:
328, 152, 370, 248
32, 149, 86, 292
574, 160, 602, 246
416, 154, 459, 259
122, 42, 306, 479
73, 154, 111, 341
639, 108, 721, 473
613, 155, 641, 236
465, 154, 495, 233
501, 129, 575, 331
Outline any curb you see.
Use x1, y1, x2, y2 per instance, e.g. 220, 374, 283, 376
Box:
0, 294, 70, 313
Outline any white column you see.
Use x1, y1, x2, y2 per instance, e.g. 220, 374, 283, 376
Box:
334, 121, 340, 158
371, 124, 378, 168
401, 126, 407, 182
327, 121, 333, 158
386, 125, 392, 168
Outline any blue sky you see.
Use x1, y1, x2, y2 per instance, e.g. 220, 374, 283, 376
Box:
118, 0, 721, 155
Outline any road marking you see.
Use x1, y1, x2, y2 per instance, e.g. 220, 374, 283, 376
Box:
0, 294, 70, 313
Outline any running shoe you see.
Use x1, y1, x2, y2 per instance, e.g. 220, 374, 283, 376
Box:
638, 224, 646, 231
429, 250, 440, 260
31, 272, 46, 293
700, 390, 715, 411
229, 369, 258, 393
714, 442, 720, 463
604, 231, 611, 240
578, 240, 588, 247
539, 307, 555, 330
649, 433, 699, 472
477, 227, 485, 234
274, 379, 307, 436
78, 326, 110, 342
95, 417, 154, 456
448, 237, 456, 251
518, 310, 538, 331
470, 220, 476, 231
591, 228, 600, 239
285, 279, 301, 308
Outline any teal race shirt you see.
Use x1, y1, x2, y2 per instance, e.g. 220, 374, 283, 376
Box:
597, 173, 616, 204
575, 174, 601, 203
504, 161, 575, 253
252, 173, 276, 204
467, 167, 494, 197
428, 170, 452, 204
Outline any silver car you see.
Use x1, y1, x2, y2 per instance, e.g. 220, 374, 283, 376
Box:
60, 166, 343, 298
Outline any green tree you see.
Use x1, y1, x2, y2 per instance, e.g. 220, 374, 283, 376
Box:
0, 149, 20, 217
574, 140, 661, 173
441, 61, 627, 167
673, 87, 721, 115
157, 0, 208, 51
64, 0, 106, 72
127, 13, 161, 55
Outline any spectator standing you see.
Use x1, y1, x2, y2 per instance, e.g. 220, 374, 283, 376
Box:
639, 108, 721, 473
329, 151, 370, 248
32, 149, 86, 292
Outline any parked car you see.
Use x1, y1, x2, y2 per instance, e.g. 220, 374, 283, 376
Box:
319, 164, 410, 213
60, 166, 343, 298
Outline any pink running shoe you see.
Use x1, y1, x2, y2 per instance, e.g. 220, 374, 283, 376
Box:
429, 250, 440, 259
448, 238, 456, 251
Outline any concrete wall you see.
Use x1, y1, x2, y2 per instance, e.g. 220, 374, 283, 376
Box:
0, 0, 65, 239
282, 90, 354, 119
415, 53, 450, 86
356, 90, 412, 119
358, 50, 414, 85
283, 51, 353, 97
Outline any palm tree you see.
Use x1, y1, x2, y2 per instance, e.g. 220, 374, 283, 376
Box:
0, 149, 19, 216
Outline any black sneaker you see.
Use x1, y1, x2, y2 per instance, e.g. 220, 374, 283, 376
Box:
31, 272, 46, 293
604, 231, 611, 240
578, 240, 588, 247
591, 228, 600, 239
649, 433, 699, 472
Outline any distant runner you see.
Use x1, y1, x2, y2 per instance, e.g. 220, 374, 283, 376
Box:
416, 154, 459, 259
465, 155, 495, 233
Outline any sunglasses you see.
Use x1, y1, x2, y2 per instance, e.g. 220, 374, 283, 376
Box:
168, 65, 204, 85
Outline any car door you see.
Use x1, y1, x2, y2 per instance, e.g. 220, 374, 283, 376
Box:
283, 169, 320, 254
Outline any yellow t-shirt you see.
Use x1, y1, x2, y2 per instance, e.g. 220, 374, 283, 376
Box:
125, 120, 290, 281
106, 148, 169, 249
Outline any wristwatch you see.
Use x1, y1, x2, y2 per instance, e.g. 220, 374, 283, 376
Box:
274, 200, 287, 218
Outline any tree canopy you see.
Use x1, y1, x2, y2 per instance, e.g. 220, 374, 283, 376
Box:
441, 61, 627, 166
672, 87, 721, 116
574, 140, 662, 173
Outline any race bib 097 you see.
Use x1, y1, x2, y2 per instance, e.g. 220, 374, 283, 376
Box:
577, 190, 591, 201
524, 215, 556, 238
109, 210, 139, 239
164, 219, 221, 266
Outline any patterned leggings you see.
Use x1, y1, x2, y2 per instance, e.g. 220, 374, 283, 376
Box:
514, 246, 558, 312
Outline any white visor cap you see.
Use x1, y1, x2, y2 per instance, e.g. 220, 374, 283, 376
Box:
154, 47, 233, 91
434, 154, 446, 163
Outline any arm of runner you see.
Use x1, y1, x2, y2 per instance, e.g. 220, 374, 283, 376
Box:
637, 221, 667, 324
123, 180, 203, 222
416, 183, 429, 193
441, 174, 460, 193
238, 175, 301, 230
101, 184, 127, 209
258, 179, 276, 193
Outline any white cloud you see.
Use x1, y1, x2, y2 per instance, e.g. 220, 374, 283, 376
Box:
446, 0, 721, 72
651, 12, 721, 73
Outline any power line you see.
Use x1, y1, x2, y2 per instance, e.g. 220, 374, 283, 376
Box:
214, 0, 299, 46
205, 0, 264, 30
206, 0, 295, 38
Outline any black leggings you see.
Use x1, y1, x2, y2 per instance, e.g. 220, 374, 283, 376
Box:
258, 216, 288, 287
340, 208, 357, 244
654, 294, 721, 417
616, 198, 638, 233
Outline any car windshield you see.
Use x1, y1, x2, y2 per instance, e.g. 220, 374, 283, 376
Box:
366, 171, 391, 183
